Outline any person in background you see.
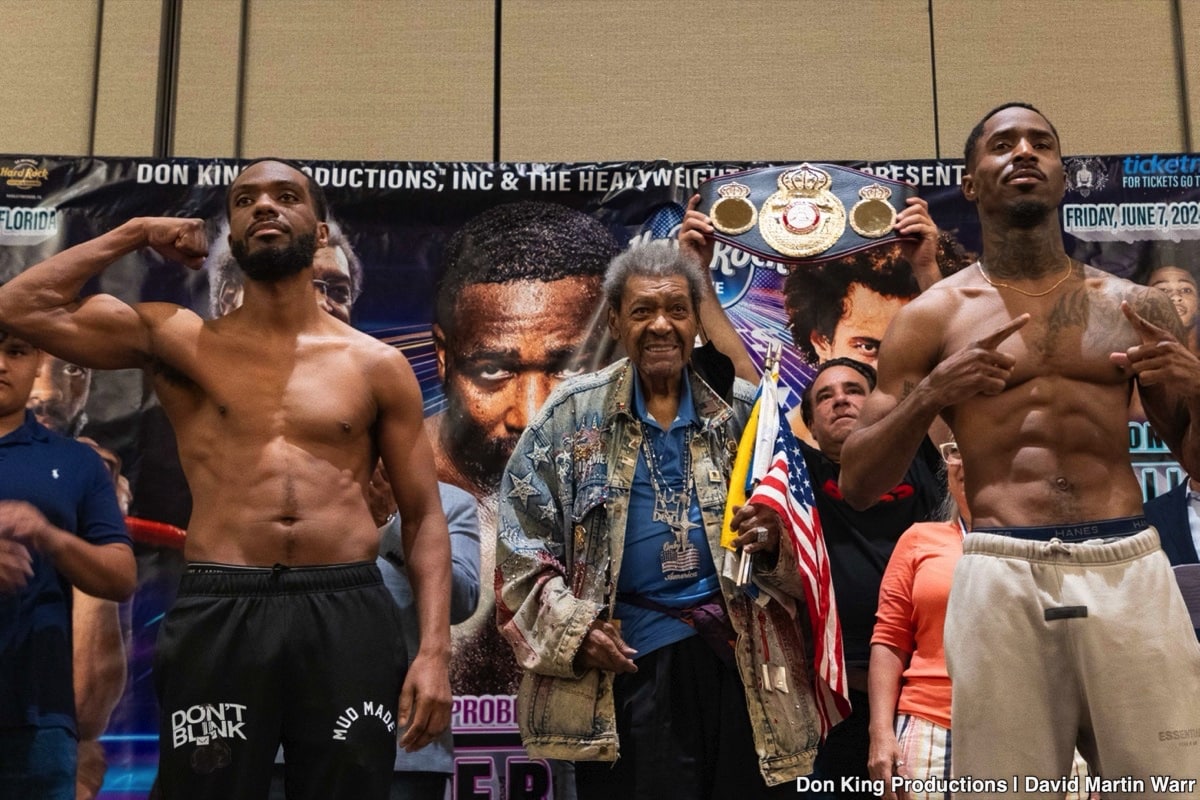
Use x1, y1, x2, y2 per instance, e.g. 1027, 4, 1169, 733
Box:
26, 351, 132, 800
0, 330, 135, 798
1146, 264, 1200, 356
795, 358, 944, 798
497, 240, 820, 797
1143, 475, 1200, 566
376, 480, 480, 799
868, 439, 1094, 800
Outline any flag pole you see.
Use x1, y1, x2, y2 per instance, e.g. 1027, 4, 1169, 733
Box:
736, 339, 782, 587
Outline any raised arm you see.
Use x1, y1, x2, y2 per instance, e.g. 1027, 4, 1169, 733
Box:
0, 218, 206, 369
894, 196, 942, 292
373, 345, 452, 752
679, 194, 759, 383
839, 297, 1028, 510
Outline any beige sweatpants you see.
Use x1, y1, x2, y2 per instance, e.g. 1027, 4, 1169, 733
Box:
944, 528, 1200, 800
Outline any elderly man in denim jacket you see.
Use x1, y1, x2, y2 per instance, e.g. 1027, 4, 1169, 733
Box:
496, 240, 821, 798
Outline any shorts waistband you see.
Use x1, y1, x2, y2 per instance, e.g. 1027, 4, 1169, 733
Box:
964, 525, 1162, 564
972, 515, 1148, 543
180, 560, 381, 596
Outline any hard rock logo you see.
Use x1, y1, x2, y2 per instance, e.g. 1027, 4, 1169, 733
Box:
1, 158, 48, 190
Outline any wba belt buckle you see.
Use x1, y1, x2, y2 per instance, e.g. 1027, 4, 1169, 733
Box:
699, 163, 917, 264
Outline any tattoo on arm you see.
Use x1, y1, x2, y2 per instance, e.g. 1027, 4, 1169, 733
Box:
1129, 287, 1187, 340
901, 381, 916, 400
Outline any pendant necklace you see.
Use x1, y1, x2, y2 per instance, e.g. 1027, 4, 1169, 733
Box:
640, 423, 697, 550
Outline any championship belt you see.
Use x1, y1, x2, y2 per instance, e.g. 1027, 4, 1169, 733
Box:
698, 164, 917, 264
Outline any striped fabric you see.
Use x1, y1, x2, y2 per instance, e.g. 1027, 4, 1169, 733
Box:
748, 411, 850, 735
894, 714, 952, 799
894, 714, 1099, 800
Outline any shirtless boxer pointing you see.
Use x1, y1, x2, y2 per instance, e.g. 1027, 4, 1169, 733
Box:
838, 104, 1200, 796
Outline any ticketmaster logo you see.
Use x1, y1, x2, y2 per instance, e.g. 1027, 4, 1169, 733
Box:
1124, 155, 1200, 175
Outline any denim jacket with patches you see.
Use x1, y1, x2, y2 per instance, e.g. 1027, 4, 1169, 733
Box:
496, 359, 821, 785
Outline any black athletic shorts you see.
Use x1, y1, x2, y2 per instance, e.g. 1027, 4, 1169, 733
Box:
154, 561, 406, 800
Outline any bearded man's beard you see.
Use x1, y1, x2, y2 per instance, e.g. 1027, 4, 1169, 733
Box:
1007, 200, 1052, 229
442, 390, 519, 495
231, 232, 318, 282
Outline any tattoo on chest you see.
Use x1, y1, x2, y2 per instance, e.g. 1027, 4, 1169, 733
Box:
1045, 289, 1089, 335
1039, 288, 1130, 358
1037, 290, 1086, 357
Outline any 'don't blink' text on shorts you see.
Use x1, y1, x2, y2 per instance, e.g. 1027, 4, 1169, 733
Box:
154, 561, 406, 800
944, 525, 1200, 800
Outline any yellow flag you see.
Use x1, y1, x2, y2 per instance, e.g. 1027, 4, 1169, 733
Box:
721, 394, 761, 551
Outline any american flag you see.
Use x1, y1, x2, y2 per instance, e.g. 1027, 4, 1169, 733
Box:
748, 413, 850, 736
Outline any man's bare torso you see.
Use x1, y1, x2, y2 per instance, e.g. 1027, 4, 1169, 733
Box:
925, 265, 1155, 527
145, 304, 384, 565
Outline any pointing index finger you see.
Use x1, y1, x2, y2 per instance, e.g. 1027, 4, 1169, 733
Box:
973, 313, 1030, 350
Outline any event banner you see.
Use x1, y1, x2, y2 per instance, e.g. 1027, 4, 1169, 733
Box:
1, 152, 1198, 799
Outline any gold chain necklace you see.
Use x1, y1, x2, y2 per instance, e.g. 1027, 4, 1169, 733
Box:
977, 257, 1074, 297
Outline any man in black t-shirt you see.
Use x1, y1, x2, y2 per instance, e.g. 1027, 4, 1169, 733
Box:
796, 357, 944, 798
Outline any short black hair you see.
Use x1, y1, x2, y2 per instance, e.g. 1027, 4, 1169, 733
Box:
0, 328, 37, 350
784, 246, 920, 363
800, 357, 877, 427
435, 201, 619, 331
227, 157, 328, 222
963, 102, 1060, 170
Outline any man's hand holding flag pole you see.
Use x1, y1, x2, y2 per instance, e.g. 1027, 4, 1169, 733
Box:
722, 339, 852, 735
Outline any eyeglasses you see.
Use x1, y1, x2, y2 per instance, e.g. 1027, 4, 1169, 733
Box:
313, 279, 352, 306
939, 441, 962, 464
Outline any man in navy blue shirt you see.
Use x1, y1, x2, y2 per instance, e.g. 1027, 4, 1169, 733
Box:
0, 330, 135, 799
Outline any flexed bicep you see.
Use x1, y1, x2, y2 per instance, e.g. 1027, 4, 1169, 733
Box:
0, 218, 206, 369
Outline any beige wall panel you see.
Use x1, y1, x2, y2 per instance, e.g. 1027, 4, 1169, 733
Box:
175, 0, 243, 158
501, 0, 935, 162
238, 0, 493, 161
934, 0, 1180, 157
1184, 0, 1200, 148
92, 0, 164, 157
0, 0, 98, 155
